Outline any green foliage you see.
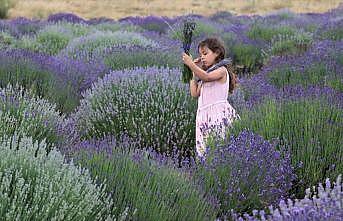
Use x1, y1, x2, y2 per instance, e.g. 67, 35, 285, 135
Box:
35, 26, 72, 55
76, 148, 217, 221
0, 0, 15, 19
0, 31, 14, 46
320, 26, 343, 40
247, 24, 296, 42
103, 46, 180, 70
267, 63, 342, 92
0, 54, 79, 113
230, 43, 264, 76
268, 32, 313, 57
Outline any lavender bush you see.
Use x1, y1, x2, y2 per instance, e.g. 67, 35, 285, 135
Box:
47, 12, 88, 24
317, 18, 343, 41
8, 17, 44, 37
220, 24, 265, 76
70, 136, 217, 221
168, 16, 221, 42
193, 129, 295, 218
73, 67, 197, 157
267, 63, 342, 92
0, 85, 66, 153
0, 135, 123, 220
266, 31, 313, 57
59, 30, 158, 62
118, 15, 176, 34
226, 98, 342, 199
31, 25, 74, 55
235, 174, 342, 221
0, 31, 13, 48
24, 22, 94, 55
240, 40, 343, 107
230, 43, 264, 77
247, 23, 296, 42
103, 45, 180, 70
0, 48, 107, 112
94, 21, 144, 33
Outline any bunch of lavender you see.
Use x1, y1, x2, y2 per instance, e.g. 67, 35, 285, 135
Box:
234, 174, 342, 221
0, 135, 123, 220
70, 136, 217, 221
0, 85, 66, 153
194, 129, 295, 218
182, 20, 196, 83
72, 67, 197, 157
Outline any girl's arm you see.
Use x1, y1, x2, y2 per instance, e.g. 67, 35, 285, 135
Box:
189, 58, 203, 97
189, 79, 201, 98
183, 53, 226, 82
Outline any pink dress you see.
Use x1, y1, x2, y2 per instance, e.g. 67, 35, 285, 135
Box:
196, 68, 240, 158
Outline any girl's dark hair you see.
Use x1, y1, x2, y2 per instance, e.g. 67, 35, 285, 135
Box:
198, 37, 238, 94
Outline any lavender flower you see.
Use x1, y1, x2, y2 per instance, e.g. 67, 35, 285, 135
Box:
47, 12, 87, 24
194, 129, 295, 218
234, 174, 342, 221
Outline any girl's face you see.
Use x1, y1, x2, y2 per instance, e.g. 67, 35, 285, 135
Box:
198, 46, 219, 68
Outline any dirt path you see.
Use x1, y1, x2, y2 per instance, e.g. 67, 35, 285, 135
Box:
8, 0, 342, 19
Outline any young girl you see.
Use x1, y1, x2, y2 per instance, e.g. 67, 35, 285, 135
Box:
182, 37, 241, 159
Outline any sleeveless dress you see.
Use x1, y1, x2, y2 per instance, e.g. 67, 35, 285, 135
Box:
196, 68, 240, 158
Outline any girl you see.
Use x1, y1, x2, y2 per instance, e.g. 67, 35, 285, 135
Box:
182, 37, 241, 159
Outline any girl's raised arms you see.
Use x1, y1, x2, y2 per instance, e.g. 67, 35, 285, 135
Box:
182, 53, 226, 82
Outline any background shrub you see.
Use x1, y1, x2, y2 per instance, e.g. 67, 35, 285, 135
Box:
73, 67, 197, 157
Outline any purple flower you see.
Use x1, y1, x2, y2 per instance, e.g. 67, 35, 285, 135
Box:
235, 175, 342, 221
47, 13, 87, 24
195, 129, 296, 217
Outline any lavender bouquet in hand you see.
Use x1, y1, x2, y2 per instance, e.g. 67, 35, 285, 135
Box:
182, 20, 196, 83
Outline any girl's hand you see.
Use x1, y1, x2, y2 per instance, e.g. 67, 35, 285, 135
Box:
182, 53, 193, 67
193, 57, 202, 68
193, 57, 201, 63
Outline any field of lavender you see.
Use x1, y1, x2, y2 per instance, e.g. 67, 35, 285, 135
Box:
0, 4, 342, 221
